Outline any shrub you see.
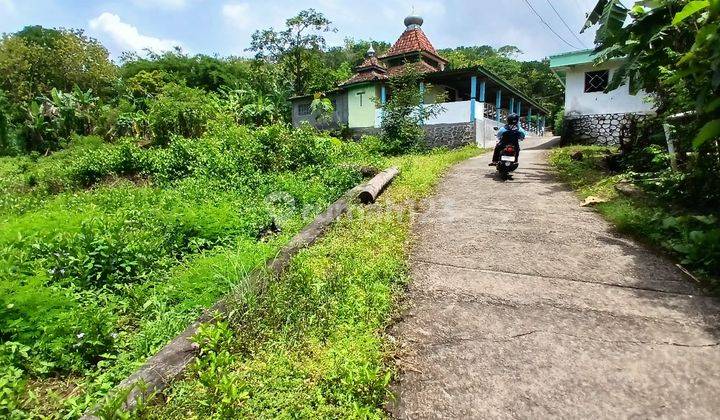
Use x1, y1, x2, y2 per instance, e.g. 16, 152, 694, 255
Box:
69, 139, 148, 187
379, 66, 444, 155
147, 83, 219, 144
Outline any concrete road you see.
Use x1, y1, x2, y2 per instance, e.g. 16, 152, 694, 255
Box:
389, 137, 720, 419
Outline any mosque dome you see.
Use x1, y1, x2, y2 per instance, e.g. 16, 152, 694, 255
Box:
404, 14, 423, 29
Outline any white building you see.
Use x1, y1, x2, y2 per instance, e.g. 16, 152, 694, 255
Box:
549, 49, 655, 145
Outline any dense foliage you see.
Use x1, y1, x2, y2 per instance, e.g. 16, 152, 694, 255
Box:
379, 67, 445, 155
560, 1, 720, 285
583, 0, 720, 212
0, 8, 563, 157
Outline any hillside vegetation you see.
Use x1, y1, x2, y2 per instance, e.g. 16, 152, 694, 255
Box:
0, 124, 384, 417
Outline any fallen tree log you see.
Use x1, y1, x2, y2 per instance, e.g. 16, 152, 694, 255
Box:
81, 167, 399, 418
358, 166, 399, 204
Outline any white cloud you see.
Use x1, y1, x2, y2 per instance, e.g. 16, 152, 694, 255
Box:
89, 12, 181, 54
131, 0, 190, 10
222, 3, 251, 29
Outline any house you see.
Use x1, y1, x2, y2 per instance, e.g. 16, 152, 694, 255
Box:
290, 14, 550, 148
549, 49, 655, 145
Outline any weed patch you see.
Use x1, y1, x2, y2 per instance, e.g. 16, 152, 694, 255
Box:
0, 126, 377, 417
142, 146, 480, 418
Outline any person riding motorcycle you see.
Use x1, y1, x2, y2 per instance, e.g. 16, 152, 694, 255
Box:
489, 113, 526, 166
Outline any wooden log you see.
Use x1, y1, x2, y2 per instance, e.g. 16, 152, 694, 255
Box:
81, 168, 399, 418
358, 166, 399, 204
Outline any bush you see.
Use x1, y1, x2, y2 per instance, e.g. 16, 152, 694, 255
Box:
147, 83, 219, 144
69, 139, 148, 187
379, 66, 444, 155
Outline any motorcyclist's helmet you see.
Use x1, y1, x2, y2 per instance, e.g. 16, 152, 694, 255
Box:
506, 113, 520, 125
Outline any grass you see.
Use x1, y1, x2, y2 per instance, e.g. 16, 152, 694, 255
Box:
0, 129, 375, 418
549, 145, 720, 293
138, 146, 481, 418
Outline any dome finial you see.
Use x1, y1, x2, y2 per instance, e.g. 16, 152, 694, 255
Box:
366, 43, 376, 57
404, 8, 423, 30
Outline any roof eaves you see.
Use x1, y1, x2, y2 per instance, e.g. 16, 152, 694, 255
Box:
289, 88, 344, 101
425, 65, 549, 114
548, 48, 595, 59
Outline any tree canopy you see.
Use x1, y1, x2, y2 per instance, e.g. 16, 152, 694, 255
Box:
248, 9, 337, 95
0, 26, 116, 107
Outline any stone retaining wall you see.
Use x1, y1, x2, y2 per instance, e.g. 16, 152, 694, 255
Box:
350, 122, 476, 149
424, 122, 475, 148
562, 113, 650, 146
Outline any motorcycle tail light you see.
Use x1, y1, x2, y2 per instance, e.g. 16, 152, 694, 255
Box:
505, 146, 515, 153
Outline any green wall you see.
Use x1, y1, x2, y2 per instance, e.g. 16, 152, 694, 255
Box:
347, 84, 378, 128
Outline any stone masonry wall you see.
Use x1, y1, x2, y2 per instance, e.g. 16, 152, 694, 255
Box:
350, 122, 476, 149
424, 122, 475, 148
562, 113, 649, 146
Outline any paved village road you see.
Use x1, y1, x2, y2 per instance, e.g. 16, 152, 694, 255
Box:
389, 137, 720, 419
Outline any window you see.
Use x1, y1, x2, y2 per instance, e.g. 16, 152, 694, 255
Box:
298, 102, 311, 116
584, 70, 609, 93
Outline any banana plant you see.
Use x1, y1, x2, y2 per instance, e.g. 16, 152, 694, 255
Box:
24, 101, 55, 151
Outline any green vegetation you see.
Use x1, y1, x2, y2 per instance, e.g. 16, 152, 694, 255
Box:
552, 2, 720, 293
140, 146, 480, 419
0, 124, 382, 417
0, 5, 565, 418
581, 0, 720, 211
550, 146, 719, 293
379, 67, 445, 155
0, 8, 564, 157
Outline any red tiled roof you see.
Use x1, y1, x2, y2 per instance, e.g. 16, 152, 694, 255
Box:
387, 60, 439, 76
342, 70, 389, 86
342, 54, 389, 86
380, 28, 445, 62
356, 55, 386, 70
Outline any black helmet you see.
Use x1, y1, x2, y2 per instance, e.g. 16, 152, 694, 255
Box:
507, 113, 520, 125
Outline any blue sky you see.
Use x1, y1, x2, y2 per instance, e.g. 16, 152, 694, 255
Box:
0, 0, 600, 61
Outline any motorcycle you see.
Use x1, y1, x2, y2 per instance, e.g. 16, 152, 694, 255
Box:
497, 144, 519, 180
493, 127, 519, 180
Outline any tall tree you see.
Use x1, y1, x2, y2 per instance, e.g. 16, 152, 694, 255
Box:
0, 26, 117, 107
248, 9, 336, 95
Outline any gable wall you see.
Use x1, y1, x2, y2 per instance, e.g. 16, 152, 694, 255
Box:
564, 62, 654, 115
348, 84, 379, 128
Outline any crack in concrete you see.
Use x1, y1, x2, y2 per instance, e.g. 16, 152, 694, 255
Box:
408, 286, 720, 333
424, 330, 720, 349
411, 258, 702, 297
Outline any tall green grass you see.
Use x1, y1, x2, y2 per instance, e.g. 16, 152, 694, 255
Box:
0, 124, 378, 417
143, 147, 480, 418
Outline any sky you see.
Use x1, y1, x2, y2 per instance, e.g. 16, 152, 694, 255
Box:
0, 0, 600, 62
